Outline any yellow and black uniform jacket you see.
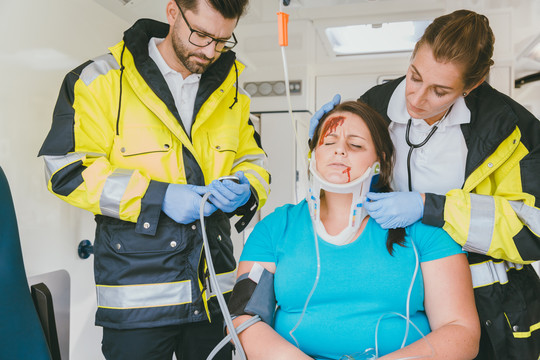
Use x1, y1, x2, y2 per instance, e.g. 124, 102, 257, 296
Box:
38, 19, 270, 329
360, 76, 540, 360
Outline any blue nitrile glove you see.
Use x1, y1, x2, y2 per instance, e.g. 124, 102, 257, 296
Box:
162, 184, 217, 224
309, 94, 341, 139
208, 171, 251, 213
364, 191, 424, 229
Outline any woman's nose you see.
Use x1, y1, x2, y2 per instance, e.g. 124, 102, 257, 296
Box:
410, 86, 427, 106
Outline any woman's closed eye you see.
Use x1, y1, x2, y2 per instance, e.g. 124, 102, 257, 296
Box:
433, 89, 449, 98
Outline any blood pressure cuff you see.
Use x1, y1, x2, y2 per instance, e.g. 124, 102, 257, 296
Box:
227, 263, 276, 325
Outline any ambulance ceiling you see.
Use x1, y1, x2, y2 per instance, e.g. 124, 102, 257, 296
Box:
93, 0, 540, 78
92, 0, 441, 25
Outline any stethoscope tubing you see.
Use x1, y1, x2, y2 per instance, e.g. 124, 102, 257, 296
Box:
405, 118, 439, 191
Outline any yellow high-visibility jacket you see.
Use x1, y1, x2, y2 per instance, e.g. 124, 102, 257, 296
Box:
39, 19, 270, 329
361, 76, 540, 360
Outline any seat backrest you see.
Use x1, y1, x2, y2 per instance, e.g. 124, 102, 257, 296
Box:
0, 166, 52, 360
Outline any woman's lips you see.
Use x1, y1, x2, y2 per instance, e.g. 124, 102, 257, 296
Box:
407, 102, 424, 114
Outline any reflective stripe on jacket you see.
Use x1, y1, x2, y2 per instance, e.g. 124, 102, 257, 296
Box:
360, 76, 540, 360
38, 19, 270, 329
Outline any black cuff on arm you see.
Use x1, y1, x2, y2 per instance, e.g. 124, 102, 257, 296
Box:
422, 193, 446, 228
233, 185, 259, 233
135, 180, 169, 236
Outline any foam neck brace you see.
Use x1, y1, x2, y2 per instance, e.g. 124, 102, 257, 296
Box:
308, 157, 380, 245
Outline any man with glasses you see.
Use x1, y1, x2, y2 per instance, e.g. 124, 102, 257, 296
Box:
39, 0, 270, 359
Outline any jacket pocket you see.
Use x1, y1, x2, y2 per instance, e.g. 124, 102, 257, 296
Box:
204, 131, 239, 177
103, 216, 186, 254
119, 126, 173, 157
93, 215, 193, 286
207, 130, 239, 154
502, 266, 540, 341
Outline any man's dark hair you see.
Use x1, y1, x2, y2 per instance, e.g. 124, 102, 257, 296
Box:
176, 0, 249, 19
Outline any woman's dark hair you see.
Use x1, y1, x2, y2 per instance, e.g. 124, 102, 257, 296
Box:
309, 101, 405, 255
413, 9, 495, 90
176, 0, 249, 19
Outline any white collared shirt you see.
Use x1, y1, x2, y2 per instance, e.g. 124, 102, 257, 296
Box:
148, 37, 201, 136
387, 79, 470, 195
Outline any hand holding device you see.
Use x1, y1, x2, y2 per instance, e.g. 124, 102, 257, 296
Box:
162, 184, 217, 223
309, 94, 341, 139
364, 191, 424, 229
208, 172, 251, 213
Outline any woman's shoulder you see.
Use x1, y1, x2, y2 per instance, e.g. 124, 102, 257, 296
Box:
258, 200, 309, 227
406, 221, 455, 244
406, 221, 464, 261
267, 200, 307, 215
243, 201, 310, 258
407, 220, 445, 234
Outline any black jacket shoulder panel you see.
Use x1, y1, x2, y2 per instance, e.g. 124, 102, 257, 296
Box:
463, 82, 537, 177
194, 51, 236, 122
38, 60, 94, 156
359, 76, 405, 125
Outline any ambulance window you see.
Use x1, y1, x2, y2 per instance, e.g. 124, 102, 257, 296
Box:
325, 20, 431, 56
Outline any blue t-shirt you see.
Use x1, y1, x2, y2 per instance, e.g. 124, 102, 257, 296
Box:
240, 200, 464, 360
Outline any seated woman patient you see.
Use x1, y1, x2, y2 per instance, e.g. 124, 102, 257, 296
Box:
227, 101, 480, 360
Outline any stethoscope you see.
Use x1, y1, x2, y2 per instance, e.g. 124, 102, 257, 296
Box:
404, 107, 452, 191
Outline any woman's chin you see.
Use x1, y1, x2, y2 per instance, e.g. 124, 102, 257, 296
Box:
323, 174, 351, 184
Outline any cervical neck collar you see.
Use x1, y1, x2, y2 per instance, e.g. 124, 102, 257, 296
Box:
308, 157, 380, 245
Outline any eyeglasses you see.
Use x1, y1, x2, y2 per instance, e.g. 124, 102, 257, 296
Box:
176, 2, 237, 53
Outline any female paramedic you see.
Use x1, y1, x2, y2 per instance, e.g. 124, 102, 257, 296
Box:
311, 10, 540, 360
226, 101, 480, 359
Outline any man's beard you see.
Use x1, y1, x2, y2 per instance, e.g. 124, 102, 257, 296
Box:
172, 30, 216, 74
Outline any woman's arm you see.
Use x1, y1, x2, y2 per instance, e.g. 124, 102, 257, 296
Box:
380, 253, 480, 360
230, 261, 312, 360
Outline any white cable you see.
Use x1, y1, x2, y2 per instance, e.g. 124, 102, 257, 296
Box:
370, 239, 434, 360
288, 218, 321, 348
374, 312, 435, 360
200, 192, 247, 360
278, 0, 321, 348
206, 316, 262, 360
278, 0, 309, 203
206, 2, 305, 357
401, 239, 419, 349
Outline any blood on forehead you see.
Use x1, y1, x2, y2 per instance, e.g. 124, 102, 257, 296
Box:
318, 115, 345, 146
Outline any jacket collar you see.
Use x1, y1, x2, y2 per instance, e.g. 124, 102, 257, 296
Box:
462, 82, 518, 177
120, 19, 238, 128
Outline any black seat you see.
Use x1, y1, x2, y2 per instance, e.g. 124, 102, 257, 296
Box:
0, 166, 53, 360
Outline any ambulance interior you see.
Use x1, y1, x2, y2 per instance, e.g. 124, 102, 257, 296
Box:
1, 0, 539, 358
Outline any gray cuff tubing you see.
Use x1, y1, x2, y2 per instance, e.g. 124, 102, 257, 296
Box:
228, 269, 276, 325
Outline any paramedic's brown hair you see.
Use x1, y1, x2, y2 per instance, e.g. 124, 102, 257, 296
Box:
413, 9, 495, 90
